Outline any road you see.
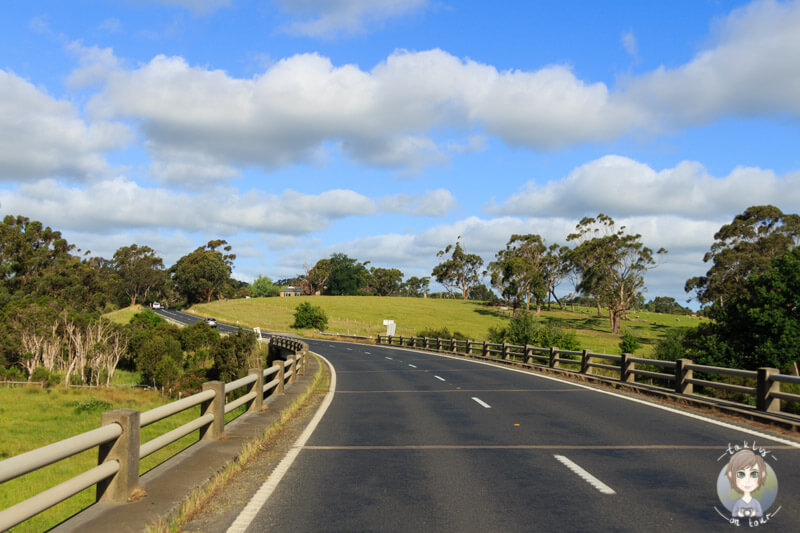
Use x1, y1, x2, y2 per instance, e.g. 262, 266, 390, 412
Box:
231, 339, 800, 532
154, 310, 800, 531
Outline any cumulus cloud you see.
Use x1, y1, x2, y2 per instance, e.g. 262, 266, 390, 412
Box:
276, 0, 428, 38
83, 49, 642, 182
0, 178, 454, 236
625, 0, 800, 125
487, 155, 800, 219
0, 70, 130, 181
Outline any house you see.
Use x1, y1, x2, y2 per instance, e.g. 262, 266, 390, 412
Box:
279, 286, 304, 297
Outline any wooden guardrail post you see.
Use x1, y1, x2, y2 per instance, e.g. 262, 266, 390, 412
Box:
424, 337, 430, 349
757, 367, 780, 413
621, 353, 635, 383
675, 358, 693, 394
276, 363, 285, 394
524, 345, 533, 365
201, 381, 225, 440
482, 341, 489, 358
290, 356, 298, 383
580, 349, 591, 374
96, 409, 140, 503
503, 343, 510, 361
248, 368, 263, 412
451, 338, 457, 353
549, 347, 559, 368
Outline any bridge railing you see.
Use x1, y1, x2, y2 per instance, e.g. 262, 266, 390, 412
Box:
0, 335, 309, 532
376, 335, 800, 417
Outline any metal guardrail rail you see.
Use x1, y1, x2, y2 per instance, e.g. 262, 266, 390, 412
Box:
376, 335, 800, 417
0, 335, 310, 532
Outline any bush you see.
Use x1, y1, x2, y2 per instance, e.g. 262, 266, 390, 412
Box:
0, 366, 25, 382
619, 330, 641, 355
654, 328, 689, 361
292, 302, 328, 330
488, 311, 580, 350
415, 327, 468, 340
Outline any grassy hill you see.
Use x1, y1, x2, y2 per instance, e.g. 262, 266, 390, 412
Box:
187, 296, 701, 357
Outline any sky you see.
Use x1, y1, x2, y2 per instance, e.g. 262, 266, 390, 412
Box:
1, 0, 799, 308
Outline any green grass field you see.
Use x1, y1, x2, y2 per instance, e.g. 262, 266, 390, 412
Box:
0, 383, 248, 532
188, 296, 701, 357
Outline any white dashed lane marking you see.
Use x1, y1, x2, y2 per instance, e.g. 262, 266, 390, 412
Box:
471, 397, 491, 408
553, 455, 616, 495
408, 364, 417, 368
434, 375, 446, 382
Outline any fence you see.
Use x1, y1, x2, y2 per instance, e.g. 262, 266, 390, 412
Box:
375, 335, 800, 417
0, 336, 309, 532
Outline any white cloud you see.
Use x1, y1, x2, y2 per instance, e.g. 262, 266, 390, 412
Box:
276, 0, 428, 38
84, 49, 644, 181
0, 178, 454, 236
379, 189, 457, 217
488, 155, 800, 219
621, 30, 638, 61
0, 70, 130, 181
625, 0, 800, 125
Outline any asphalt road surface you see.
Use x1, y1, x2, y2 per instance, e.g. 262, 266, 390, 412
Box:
226, 339, 800, 532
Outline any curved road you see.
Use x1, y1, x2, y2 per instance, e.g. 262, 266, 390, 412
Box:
156, 311, 800, 531
237, 339, 800, 532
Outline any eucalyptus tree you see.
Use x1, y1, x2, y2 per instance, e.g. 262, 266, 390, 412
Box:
111, 244, 166, 306
568, 214, 666, 334
432, 237, 484, 300
488, 234, 547, 311
685, 205, 800, 307
170, 240, 236, 304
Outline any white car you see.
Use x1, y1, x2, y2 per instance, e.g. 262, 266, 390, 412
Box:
151, 302, 162, 309
204, 317, 217, 328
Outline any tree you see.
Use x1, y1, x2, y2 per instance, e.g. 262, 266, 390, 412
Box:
488, 234, 546, 310
170, 240, 236, 304
368, 267, 404, 296
432, 237, 484, 300
706, 247, 800, 371
325, 253, 369, 295
645, 296, 691, 315
0, 215, 106, 311
301, 259, 331, 295
402, 276, 429, 297
686, 205, 800, 307
568, 214, 666, 334
111, 244, 166, 307
250, 275, 280, 297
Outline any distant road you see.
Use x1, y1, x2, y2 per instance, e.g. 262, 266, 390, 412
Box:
154, 308, 272, 337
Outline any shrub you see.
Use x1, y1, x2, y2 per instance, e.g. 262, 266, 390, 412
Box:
619, 330, 642, 355
488, 311, 580, 350
70, 398, 113, 414
30, 366, 51, 384
292, 302, 328, 330
415, 327, 468, 340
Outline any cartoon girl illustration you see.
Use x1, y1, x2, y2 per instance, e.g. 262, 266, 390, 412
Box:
725, 449, 767, 518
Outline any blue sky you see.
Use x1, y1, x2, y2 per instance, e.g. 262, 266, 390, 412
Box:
1, 0, 799, 307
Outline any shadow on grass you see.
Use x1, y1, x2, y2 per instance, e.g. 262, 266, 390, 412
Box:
472, 307, 512, 319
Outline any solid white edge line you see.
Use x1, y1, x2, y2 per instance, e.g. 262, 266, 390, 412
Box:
472, 397, 491, 408
554, 454, 616, 495
371, 345, 800, 448
434, 375, 446, 381
226, 352, 337, 533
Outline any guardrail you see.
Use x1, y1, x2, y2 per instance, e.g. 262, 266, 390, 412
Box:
375, 335, 800, 417
0, 335, 309, 532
